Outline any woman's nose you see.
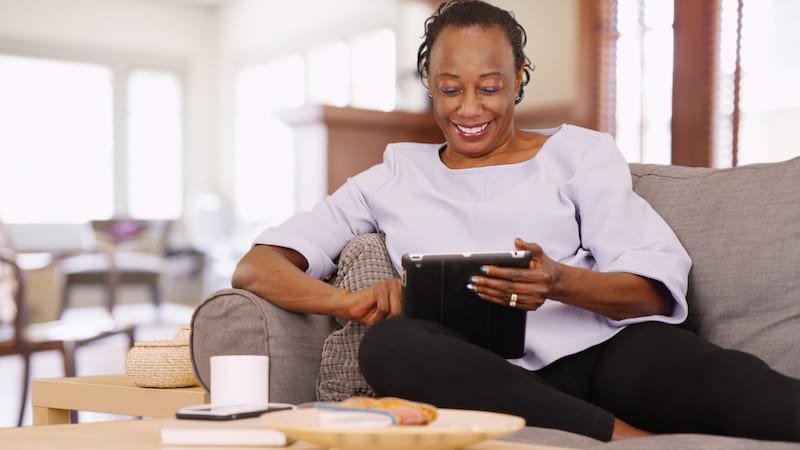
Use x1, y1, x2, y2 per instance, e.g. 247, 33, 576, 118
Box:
458, 91, 482, 117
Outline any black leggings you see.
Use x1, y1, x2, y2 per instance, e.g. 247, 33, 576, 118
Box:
358, 318, 800, 442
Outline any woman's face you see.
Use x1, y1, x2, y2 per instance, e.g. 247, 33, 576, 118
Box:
428, 25, 522, 161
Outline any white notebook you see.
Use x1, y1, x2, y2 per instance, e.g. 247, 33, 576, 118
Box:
160, 417, 291, 447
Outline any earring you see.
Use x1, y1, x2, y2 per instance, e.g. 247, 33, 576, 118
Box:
427, 92, 433, 98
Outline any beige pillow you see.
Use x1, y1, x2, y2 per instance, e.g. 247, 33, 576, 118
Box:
317, 233, 397, 401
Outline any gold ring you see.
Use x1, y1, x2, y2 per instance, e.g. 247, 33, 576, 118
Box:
509, 293, 518, 308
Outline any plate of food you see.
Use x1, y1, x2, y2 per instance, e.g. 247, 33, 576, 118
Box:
260, 397, 525, 450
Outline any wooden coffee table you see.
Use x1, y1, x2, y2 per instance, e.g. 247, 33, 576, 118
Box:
31, 374, 209, 425
0, 417, 576, 450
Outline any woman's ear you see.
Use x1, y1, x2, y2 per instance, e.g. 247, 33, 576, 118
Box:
514, 66, 525, 103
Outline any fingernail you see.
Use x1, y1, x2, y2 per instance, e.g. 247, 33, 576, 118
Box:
466, 283, 476, 291
480, 266, 488, 274
469, 276, 479, 283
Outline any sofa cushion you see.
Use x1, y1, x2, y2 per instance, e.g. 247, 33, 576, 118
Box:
629, 157, 800, 378
502, 426, 601, 449
594, 433, 800, 449
316, 233, 398, 401
191, 288, 337, 404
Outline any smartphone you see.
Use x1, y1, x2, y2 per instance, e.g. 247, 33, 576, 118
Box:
175, 403, 295, 420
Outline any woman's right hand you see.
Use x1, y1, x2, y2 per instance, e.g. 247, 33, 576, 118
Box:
233, 245, 403, 325
339, 278, 403, 326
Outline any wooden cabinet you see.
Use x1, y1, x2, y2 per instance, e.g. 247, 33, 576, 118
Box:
282, 106, 443, 195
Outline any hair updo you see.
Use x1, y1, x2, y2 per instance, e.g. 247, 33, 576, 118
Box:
417, 0, 533, 104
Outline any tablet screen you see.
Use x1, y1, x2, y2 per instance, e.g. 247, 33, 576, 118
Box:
401, 251, 530, 359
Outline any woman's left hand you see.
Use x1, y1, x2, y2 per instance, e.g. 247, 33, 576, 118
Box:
467, 238, 561, 311
470, 238, 673, 319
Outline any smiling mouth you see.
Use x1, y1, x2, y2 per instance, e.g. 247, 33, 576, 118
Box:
454, 121, 490, 136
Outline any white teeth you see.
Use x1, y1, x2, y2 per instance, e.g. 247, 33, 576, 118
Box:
456, 123, 489, 135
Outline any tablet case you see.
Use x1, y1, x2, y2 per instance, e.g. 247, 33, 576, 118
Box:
401, 251, 530, 359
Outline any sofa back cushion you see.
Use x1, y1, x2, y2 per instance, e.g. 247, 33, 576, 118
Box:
629, 157, 800, 379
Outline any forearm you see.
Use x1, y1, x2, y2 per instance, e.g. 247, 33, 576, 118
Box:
231, 245, 348, 317
551, 264, 672, 320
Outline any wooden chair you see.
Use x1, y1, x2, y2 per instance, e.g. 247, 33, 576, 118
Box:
59, 219, 172, 317
0, 247, 135, 426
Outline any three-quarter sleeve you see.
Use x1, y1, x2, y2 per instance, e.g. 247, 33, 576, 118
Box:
563, 133, 692, 324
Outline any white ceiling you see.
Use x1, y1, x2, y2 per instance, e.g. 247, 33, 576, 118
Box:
156, 0, 234, 7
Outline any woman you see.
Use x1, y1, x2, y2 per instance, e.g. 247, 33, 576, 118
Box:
232, 0, 800, 442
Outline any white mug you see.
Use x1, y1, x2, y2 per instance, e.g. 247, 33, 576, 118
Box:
209, 354, 269, 407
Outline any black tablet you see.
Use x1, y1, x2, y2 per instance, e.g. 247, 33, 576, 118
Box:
400, 250, 531, 359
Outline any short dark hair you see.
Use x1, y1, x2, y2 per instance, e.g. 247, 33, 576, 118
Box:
417, 0, 533, 104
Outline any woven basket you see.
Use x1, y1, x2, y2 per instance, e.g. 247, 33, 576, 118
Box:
173, 324, 191, 343
126, 339, 199, 388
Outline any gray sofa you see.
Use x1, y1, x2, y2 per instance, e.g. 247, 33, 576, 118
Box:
190, 157, 800, 449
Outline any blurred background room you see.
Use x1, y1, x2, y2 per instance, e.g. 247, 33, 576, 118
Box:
1, 0, 798, 426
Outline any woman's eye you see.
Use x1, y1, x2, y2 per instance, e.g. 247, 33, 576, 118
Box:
440, 88, 460, 95
481, 87, 500, 94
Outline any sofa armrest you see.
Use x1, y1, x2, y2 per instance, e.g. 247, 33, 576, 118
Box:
190, 288, 337, 404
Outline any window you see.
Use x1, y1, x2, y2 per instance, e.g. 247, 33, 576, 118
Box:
232, 28, 397, 224
127, 70, 183, 219
595, 0, 676, 164
715, 0, 800, 166
233, 57, 303, 224
349, 29, 396, 112
307, 42, 350, 108
613, 0, 674, 164
595, 0, 800, 167
0, 55, 114, 222
0, 53, 184, 223
306, 29, 397, 111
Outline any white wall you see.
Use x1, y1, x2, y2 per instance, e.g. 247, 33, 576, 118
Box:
0, 0, 215, 54
218, 0, 400, 58
494, 0, 581, 110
